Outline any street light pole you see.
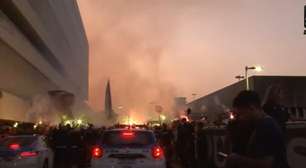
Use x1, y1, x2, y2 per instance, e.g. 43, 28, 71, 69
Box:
245, 66, 250, 90
245, 66, 263, 90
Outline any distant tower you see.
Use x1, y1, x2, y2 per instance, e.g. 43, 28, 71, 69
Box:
105, 80, 114, 119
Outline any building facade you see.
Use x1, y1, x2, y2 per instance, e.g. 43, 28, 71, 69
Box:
0, 0, 89, 122
188, 76, 306, 123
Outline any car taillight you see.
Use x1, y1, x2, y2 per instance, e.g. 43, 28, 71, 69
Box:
151, 146, 163, 159
20, 151, 39, 157
92, 146, 103, 158
9, 143, 20, 150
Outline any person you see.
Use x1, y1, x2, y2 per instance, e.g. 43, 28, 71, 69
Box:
52, 124, 74, 168
226, 90, 289, 168
83, 125, 97, 168
176, 118, 195, 168
226, 116, 256, 156
195, 122, 207, 167
0, 127, 10, 141
160, 124, 174, 168
263, 85, 289, 133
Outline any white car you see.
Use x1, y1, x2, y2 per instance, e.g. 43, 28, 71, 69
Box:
0, 135, 53, 168
91, 128, 166, 168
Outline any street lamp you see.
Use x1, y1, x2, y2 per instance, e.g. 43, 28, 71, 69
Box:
13, 122, 19, 128
245, 65, 263, 90
235, 75, 245, 81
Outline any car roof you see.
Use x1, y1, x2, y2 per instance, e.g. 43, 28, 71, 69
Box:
106, 128, 153, 133
6, 134, 42, 138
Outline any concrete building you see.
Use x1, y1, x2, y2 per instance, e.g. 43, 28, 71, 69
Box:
188, 76, 306, 122
0, 0, 89, 122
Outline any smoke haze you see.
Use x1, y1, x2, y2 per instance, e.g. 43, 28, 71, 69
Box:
77, 0, 183, 121
77, 0, 306, 121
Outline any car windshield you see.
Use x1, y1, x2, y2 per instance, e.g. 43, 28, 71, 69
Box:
102, 130, 155, 147
0, 136, 36, 148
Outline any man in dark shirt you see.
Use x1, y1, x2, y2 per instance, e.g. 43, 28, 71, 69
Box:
226, 90, 289, 168
247, 116, 288, 168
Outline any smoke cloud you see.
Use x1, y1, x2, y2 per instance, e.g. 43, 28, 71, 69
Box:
77, 0, 306, 124
77, 0, 183, 122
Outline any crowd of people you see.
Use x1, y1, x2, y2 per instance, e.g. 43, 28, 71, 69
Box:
47, 124, 103, 168
147, 87, 290, 168
0, 87, 290, 168
155, 118, 211, 168
0, 116, 210, 168
0, 122, 105, 168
